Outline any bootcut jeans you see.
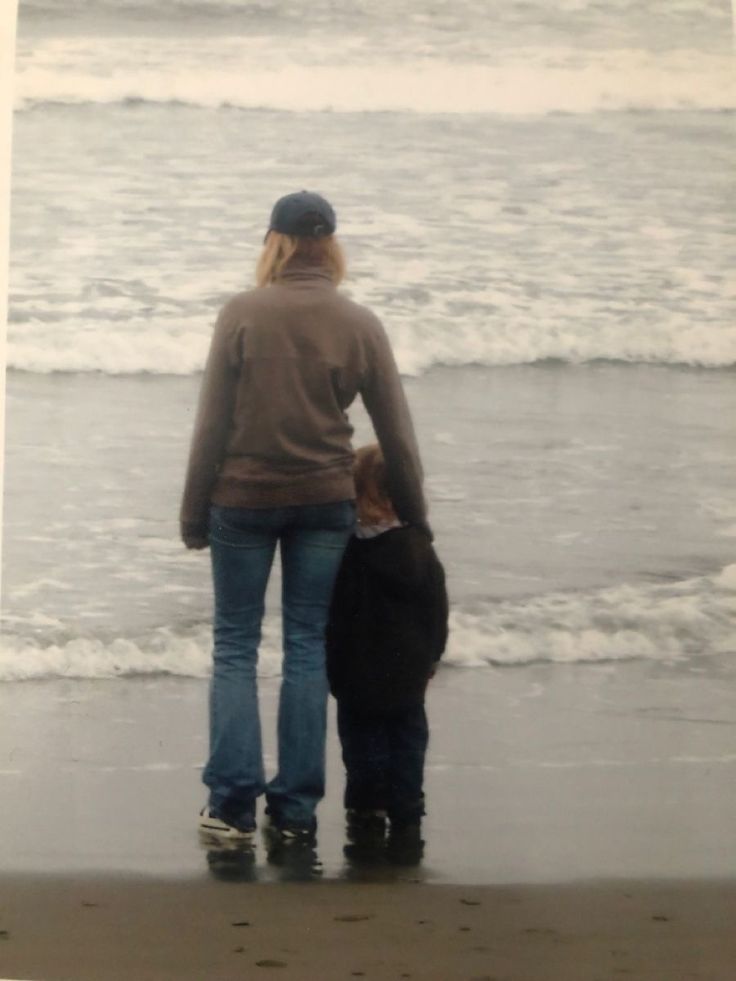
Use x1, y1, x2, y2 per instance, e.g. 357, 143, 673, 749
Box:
203, 500, 355, 831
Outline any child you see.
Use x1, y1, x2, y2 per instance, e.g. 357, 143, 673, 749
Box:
326, 444, 449, 860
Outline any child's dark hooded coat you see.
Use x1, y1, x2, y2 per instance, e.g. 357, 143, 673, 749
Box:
326, 527, 449, 715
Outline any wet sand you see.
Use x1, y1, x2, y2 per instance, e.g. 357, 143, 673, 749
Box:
1, 660, 736, 883
1, 875, 735, 980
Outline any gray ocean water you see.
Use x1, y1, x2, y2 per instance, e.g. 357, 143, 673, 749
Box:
2, 0, 735, 679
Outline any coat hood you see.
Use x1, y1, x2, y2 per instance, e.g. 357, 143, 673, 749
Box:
352, 527, 432, 593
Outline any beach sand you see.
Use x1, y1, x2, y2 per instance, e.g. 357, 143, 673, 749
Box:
1, 665, 735, 978
2, 875, 735, 981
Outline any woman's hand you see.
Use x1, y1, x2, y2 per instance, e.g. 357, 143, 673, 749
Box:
185, 535, 209, 550
181, 522, 209, 550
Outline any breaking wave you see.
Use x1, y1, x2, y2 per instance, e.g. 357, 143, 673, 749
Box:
14, 40, 736, 115
2, 565, 735, 680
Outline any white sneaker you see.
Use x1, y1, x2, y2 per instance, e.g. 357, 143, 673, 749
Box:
198, 807, 256, 841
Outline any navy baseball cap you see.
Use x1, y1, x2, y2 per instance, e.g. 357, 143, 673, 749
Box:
268, 191, 337, 238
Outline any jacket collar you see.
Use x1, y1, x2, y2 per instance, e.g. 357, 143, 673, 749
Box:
275, 260, 335, 285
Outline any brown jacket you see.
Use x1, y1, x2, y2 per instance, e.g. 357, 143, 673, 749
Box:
180, 262, 426, 542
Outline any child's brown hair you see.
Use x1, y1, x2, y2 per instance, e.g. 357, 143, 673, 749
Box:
353, 443, 396, 526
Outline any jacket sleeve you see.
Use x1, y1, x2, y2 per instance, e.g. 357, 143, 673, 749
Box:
427, 551, 449, 662
359, 317, 427, 527
179, 301, 241, 542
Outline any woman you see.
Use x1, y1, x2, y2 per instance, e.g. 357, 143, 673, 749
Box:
180, 190, 427, 844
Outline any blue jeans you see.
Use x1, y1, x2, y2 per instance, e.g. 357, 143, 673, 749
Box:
203, 500, 355, 831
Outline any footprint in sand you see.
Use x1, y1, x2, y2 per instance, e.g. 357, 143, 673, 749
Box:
255, 959, 288, 968
334, 914, 374, 922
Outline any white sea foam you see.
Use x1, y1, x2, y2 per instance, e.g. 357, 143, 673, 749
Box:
9, 35, 735, 378
444, 564, 736, 669
6, 326, 209, 375
14, 38, 736, 115
7, 290, 736, 375
2, 566, 734, 681
0, 624, 281, 682
713, 565, 736, 591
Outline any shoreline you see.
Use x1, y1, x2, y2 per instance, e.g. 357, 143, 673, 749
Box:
1, 664, 735, 884
4, 362, 736, 663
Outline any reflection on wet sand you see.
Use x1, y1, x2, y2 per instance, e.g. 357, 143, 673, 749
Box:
202, 822, 428, 885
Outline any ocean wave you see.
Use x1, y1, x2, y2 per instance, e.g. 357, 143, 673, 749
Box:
7, 349, 736, 377
17, 0, 731, 59
448, 565, 736, 668
6, 315, 736, 375
17, 0, 729, 22
2, 566, 734, 681
9, 46, 735, 378
6, 327, 210, 375
13, 40, 736, 115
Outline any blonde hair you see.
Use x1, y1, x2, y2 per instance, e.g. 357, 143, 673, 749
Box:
354, 443, 396, 526
255, 231, 347, 287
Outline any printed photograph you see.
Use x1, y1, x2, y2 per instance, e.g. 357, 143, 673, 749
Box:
1, 0, 735, 977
